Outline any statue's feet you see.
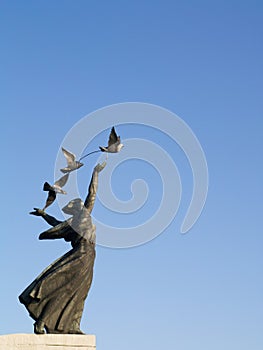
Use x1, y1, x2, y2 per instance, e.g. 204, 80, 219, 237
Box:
34, 320, 45, 334
45, 327, 63, 334
69, 329, 85, 335
46, 328, 85, 334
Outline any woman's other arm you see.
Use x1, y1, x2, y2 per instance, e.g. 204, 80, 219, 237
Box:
30, 208, 62, 227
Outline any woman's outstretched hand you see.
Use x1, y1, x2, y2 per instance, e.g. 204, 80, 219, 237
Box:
30, 208, 45, 216
94, 161, 107, 173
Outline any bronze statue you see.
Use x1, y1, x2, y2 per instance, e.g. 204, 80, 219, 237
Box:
19, 162, 106, 334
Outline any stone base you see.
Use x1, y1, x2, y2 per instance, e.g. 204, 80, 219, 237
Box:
0, 334, 96, 350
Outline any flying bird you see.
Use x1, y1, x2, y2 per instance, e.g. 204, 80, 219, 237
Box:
99, 127, 124, 153
60, 147, 84, 173
42, 173, 69, 210
79, 126, 123, 161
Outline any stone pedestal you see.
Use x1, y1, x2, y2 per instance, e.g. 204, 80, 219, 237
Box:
0, 334, 96, 350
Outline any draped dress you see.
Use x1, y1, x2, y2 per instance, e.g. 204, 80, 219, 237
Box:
19, 211, 96, 333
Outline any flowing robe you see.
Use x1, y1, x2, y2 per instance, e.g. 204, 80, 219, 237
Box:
19, 217, 96, 333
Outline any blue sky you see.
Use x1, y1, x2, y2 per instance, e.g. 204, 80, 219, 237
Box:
1, 1, 263, 349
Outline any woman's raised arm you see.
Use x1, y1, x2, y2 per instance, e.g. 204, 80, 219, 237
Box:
84, 162, 107, 214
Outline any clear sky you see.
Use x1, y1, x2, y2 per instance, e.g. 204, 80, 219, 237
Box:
1, 1, 263, 349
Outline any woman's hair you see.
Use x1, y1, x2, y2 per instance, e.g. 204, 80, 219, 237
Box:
62, 198, 84, 215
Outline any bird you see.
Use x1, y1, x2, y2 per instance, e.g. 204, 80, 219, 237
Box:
60, 147, 84, 173
99, 126, 124, 153
79, 126, 124, 161
42, 173, 69, 210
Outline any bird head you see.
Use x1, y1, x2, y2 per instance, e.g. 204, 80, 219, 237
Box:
118, 143, 124, 151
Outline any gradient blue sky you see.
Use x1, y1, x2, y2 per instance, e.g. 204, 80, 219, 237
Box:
1, 1, 263, 349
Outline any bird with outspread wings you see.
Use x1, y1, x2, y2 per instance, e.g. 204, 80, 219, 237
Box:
42, 173, 69, 211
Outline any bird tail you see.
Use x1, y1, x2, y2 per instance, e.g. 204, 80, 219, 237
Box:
99, 147, 107, 152
60, 168, 69, 174
43, 182, 52, 191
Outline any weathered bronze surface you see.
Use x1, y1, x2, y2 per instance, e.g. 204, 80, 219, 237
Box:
19, 162, 106, 334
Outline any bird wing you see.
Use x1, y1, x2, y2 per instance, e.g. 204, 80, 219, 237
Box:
108, 127, 118, 146
62, 147, 75, 166
55, 173, 69, 188
43, 190, 56, 210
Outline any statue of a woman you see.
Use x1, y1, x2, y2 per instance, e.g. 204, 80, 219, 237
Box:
19, 162, 106, 334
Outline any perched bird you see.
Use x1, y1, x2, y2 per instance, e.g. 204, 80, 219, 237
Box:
79, 126, 123, 161
60, 147, 84, 174
99, 127, 124, 153
42, 173, 69, 210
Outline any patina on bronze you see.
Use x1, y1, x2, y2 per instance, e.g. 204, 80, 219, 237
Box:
19, 162, 106, 334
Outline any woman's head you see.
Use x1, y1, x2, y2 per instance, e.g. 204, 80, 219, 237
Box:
62, 198, 84, 215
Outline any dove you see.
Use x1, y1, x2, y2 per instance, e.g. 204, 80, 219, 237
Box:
60, 147, 84, 174
79, 127, 124, 161
99, 127, 124, 153
79, 127, 124, 160
42, 173, 69, 210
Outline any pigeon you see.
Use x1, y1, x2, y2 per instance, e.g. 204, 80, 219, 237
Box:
42, 173, 69, 210
79, 126, 123, 161
60, 147, 84, 174
99, 127, 124, 153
